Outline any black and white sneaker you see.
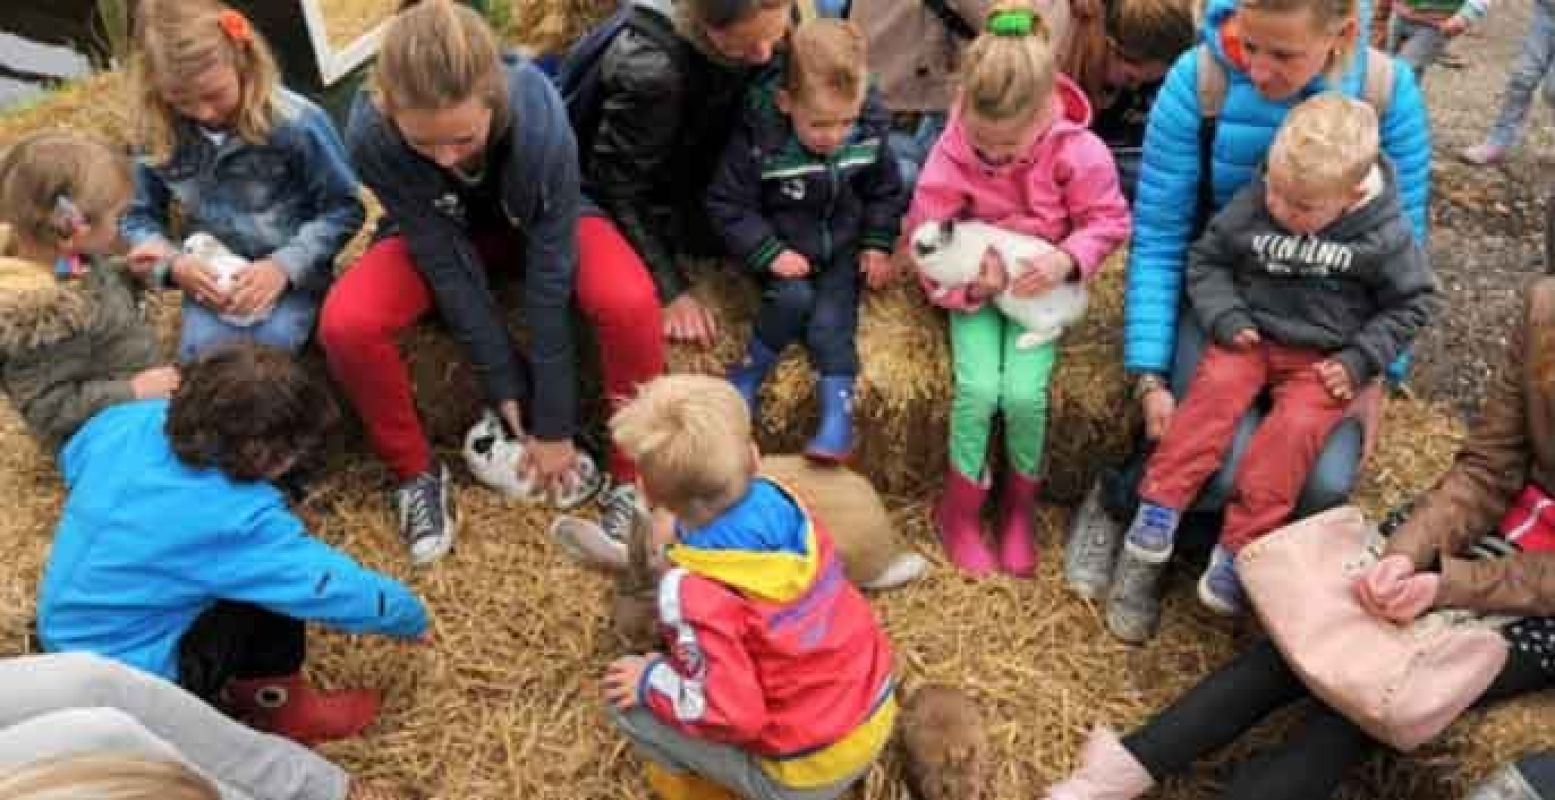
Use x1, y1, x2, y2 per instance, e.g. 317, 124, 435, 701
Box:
598, 482, 647, 544
396, 462, 456, 565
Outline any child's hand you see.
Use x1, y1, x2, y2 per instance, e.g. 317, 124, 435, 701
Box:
1439, 15, 1469, 36
130, 365, 181, 399
969, 247, 1009, 301
1314, 359, 1355, 401
171, 257, 231, 309
1009, 250, 1076, 298
1231, 328, 1261, 350
522, 437, 582, 499
858, 250, 894, 290
771, 250, 812, 279
603, 654, 656, 709
663, 294, 719, 346
228, 258, 288, 316
127, 240, 177, 280
1353, 554, 1438, 623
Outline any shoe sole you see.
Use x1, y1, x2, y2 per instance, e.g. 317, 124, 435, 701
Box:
408, 517, 459, 566
1195, 569, 1242, 617
1123, 537, 1173, 565
859, 552, 930, 590
802, 447, 852, 465
548, 515, 629, 572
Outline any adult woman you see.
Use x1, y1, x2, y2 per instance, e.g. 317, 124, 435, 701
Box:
1049, 278, 1555, 800
1059, 0, 1196, 200
1064, 0, 1432, 643
0, 652, 388, 799
322, 1, 664, 559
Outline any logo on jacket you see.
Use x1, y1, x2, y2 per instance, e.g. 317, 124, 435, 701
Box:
433, 192, 464, 221
780, 178, 807, 201
1250, 234, 1354, 277
672, 626, 707, 680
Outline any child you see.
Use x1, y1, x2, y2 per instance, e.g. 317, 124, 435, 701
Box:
1386, 0, 1489, 79
600, 375, 896, 800
706, 18, 906, 462
905, 5, 1131, 578
37, 345, 429, 746
1459, 0, 1555, 166
0, 131, 178, 452
122, 0, 364, 363
1121, 94, 1438, 615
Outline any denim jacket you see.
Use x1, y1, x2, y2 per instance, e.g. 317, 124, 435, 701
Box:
122, 89, 365, 294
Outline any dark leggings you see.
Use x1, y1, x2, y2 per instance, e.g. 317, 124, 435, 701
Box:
1123, 638, 1552, 800
177, 601, 307, 704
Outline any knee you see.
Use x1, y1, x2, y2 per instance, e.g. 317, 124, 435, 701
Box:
767, 280, 817, 319
1298, 420, 1363, 512
318, 288, 388, 354
1000, 386, 1049, 420
956, 378, 1001, 421
578, 262, 660, 326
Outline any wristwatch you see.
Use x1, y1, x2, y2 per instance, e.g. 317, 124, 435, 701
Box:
1132, 373, 1166, 402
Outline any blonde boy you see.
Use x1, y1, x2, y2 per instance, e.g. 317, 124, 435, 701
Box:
1120, 94, 1439, 616
601, 375, 896, 800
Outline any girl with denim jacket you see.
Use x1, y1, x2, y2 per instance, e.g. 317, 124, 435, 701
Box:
122, 0, 364, 363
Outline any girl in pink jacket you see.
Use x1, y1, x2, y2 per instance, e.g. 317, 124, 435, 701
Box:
906, 5, 1130, 578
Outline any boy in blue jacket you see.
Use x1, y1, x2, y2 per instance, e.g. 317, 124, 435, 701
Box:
706, 19, 906, 462
38, 344, 428, 746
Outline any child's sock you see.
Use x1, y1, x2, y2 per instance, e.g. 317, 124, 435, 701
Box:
1122, 501, 1180, 563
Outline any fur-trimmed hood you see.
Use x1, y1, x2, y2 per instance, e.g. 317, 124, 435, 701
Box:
0, 257, 94, 355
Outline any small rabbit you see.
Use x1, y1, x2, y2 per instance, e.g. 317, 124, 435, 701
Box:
910, 218, 1088, 349
612, 505, 660, 653
182, 232, 267, 328
462, 409, 603, 509
899, 682, 987, 800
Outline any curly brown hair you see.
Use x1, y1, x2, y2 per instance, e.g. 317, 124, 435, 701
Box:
166, 344, 338, 481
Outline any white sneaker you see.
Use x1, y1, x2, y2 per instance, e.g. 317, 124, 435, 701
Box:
396, 462, 456, 566
548, 515, 629, 572
860, 551, 930, 590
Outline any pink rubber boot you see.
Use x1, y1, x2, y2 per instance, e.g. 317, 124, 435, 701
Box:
996, 472, 1041, 577
935, 468, 997, 577
1046, 727, 1155, 800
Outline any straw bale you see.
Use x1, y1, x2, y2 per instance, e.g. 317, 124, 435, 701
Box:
511, 0, 618, 55
0, 74, 132, 149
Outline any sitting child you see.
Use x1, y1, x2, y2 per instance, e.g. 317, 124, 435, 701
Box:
706, 18, 906, 462
0, 131, 178, 452
122, 0, 364, 362
38, 345, 428, 746
1121, 93, 1438, 616
600, 375, 897, 800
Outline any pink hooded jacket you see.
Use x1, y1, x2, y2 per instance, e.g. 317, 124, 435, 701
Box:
905, 75, 1131, 312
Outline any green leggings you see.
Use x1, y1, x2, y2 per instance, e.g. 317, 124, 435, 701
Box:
948, 306, 1059, 480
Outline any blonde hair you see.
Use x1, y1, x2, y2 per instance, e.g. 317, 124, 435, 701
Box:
374, 1, 508, 119
610, 375, 756, 521
1241, 0, 1360, 81
785, 19, 868, 105
1062, 0, 1195, 103
0, 131, 132, 250
0, 755, 218, 800
129, 0, 280, 165
1267, 93, 1378, 196
959, 5, 1059, 123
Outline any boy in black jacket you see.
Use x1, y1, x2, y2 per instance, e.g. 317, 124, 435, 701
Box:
706, 19, 906, 462
1118, 93, 1439, 616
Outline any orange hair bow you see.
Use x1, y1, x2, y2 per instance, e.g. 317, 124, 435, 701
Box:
218, 9, 254, 45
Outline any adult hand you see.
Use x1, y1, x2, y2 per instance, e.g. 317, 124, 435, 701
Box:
1439, 15, 1469, 36
1010, 250, 1076, 298
228, 259, 288, 316
1314, 359, 1355, 402
522, 437, 580, 499
1142, 386, 1176, 441
858, 250, 894, 290
771, 250, 812, 279
603, 654, 657, 709
1231, 328, 1262, 351
663, 294, 718, 346
172, 256, 230, 310
130, 365, 181, 399
126, 240, 176, 281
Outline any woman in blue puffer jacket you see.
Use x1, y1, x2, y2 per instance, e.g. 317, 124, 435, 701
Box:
1063, 0, 1432, 644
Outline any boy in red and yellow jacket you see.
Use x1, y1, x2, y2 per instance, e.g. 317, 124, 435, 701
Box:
602, 375, 896, 800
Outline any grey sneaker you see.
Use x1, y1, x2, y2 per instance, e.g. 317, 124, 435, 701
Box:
1065, 480, 1125, 600
599, 482, 647, 544
1467, 764, 1542, 800
396, 462, 456, 566
1105, 548, 1168, 645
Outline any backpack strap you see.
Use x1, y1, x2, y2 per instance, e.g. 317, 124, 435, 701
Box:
1195, 44, 1229, 121
1360, 46, 1395, 118
1193, 44, 1226, 237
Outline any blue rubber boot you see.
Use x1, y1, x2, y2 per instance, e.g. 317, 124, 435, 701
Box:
805, 375, 856, 463
727, 338, 779, 419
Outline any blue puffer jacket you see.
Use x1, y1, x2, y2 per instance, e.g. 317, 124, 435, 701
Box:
1123, 0, 1431, 376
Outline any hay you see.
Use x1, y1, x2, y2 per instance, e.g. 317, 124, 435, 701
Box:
510, 0, 617, 55
318, 0, 399, 48
0, 74, 132, 149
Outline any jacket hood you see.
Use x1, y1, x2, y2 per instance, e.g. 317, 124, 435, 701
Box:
1200, 0, 1376, 98
939, 74, 1094, 171
667, 478, 821, 603
1255, 156, 1407, 243
0, 257, 92, 353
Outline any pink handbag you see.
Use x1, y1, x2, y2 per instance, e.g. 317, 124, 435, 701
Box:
1236, 506, 1511, 752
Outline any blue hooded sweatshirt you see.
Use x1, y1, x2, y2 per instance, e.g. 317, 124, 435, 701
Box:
38, 401, 428, 682
1123, 0, 1431, 377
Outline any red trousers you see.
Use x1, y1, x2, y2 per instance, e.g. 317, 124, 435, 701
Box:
318, 216, 664, 483
1139, 342, 1353, 553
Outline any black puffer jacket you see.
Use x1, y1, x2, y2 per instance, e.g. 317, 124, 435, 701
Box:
580, 0, 754, 303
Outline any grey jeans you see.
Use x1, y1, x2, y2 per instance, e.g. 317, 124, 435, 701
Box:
0, 653, 347, 800
609, 706, 868, 800
1386, 14, 1450, 79
1486, 0, 1555, 148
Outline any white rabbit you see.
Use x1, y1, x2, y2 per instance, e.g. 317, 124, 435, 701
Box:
462, 408, 604, 510
181, 232, 268, 328
910, 219, 1088, 349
